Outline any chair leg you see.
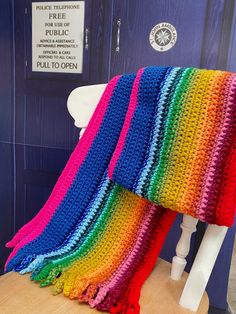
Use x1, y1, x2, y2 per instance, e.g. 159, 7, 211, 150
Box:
171, 214, 198, 280
179, 224, 228, 312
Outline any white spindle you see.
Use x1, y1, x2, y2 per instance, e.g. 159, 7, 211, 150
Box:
171, 214, 198, 280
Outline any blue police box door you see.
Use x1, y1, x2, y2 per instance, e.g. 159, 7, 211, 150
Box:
109, 0, 234, 75
13, 0, 113, 229
3, 0, 235, 311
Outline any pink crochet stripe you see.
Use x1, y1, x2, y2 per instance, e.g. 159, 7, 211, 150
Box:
5, 77, 120, 267
108, 68, 144, 179
197, 74, 234, 222
6, 103, 102, 248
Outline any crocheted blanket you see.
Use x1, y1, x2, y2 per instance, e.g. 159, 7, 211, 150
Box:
5, 66, 236, 314
109, 67, 236, 226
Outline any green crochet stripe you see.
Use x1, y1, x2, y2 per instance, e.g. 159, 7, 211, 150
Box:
148, 68, 196, 203
33, 184, 122, 285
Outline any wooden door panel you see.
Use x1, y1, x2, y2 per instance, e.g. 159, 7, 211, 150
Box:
0, 1, 14, 143
110, 0, 207, 75
14, 144, 71, 231
24, 95, 79, 149
0, 143, 14, 273
110, 0, 232, 77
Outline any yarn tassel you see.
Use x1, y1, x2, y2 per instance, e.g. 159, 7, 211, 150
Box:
78, 284, 98, 302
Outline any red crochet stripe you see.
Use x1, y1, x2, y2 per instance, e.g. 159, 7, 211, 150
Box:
216, 77, 236, 226
217, 139, 236, 226
110, 208, 177, 314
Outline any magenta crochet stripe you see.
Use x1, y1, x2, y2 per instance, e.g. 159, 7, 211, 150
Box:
5, 76, 121, 265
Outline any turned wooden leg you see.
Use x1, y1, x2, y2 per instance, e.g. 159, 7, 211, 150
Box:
171, 214, 198, 280
179, 224, 228, 311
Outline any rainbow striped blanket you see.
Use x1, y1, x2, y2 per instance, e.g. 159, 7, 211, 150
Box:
5, 67, 236, 314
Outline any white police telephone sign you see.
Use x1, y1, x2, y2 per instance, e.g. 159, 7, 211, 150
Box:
32, 1, 85, 73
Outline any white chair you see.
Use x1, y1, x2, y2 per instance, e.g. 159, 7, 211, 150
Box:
67, 84, 229, 312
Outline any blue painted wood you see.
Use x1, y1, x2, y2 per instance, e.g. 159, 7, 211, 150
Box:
89, 0, 114, 83
200, 0, 226, 69
0, 0, 14, 143
24, 95, 79, 149
216, 0, 235, 70
227, 1, 236, 72
0, 0, 15, 274
25, 145, 72, 174
0, 143, 14, 273
14, 144, 72, 233
110, 0, 208, 77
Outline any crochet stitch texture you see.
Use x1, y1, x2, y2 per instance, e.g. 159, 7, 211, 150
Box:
109, 67, 236, 226
5, 66, 236, 314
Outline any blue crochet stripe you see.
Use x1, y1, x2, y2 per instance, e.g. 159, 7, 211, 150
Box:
111, 66, 168, 190
134, 67, 181, 195
19, 174, 111, 274
31, 182, 120, 284
6, 74, 136, 272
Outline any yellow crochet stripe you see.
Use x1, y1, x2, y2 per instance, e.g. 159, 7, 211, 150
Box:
159, 69, 212, 211
52, 186, 148, 298
178, 71, 230, 215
